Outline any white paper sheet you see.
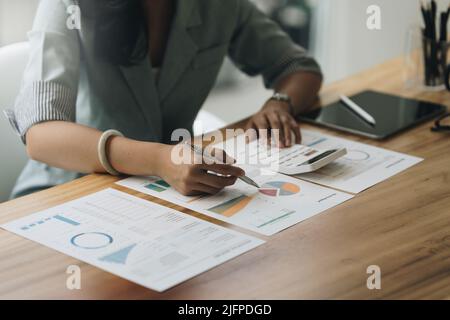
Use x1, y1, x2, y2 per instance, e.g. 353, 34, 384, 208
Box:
117, 167, 353, 236
1, 188, 264, 292
297, 130, 424, 193
223, 137, 333, 166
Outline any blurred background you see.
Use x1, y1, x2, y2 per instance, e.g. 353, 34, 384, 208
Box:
0, 0, 421, 125
0, 0, 427, 201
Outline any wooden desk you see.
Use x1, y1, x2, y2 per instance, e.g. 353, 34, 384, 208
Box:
0, 57, 449, 299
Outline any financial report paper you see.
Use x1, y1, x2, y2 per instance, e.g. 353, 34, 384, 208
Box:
117, 166, 353, 236
1, 188, 264, 292
214, 130, 422, 194
117, 129, 420, 236
299, 130, 423, 193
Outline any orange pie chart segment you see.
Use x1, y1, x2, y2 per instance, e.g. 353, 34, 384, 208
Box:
259, 181, 300, 197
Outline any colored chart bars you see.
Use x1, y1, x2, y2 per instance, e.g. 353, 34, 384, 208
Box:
145, 180, 171, 193
208, 195, 254, 217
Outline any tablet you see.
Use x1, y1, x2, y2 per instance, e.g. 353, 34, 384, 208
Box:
299, 90, 447, 139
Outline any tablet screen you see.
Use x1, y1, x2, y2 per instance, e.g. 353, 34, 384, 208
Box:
299, 90, 446, 139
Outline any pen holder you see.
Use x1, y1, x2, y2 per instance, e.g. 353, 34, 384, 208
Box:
421, 36, 450, 88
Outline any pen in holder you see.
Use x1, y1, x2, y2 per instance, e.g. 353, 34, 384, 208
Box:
422, 36, 450, 88
417, 1, 450, 90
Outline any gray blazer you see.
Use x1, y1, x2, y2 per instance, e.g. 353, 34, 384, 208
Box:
7, 0, 322, 198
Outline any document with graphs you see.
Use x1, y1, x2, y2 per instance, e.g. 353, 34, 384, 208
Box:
1, 189, 264, 292
215, 130, 423, 194
297, 130, 423, 193
117, 129, 421, 235
117, 166, 353, 236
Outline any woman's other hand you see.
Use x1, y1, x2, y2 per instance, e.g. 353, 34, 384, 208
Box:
245, 100, 300, 148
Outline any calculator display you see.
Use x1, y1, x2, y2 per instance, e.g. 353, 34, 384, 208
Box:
303, 149, 338, 165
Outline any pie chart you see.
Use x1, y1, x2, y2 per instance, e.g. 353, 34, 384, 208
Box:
70, 232, 113, 249
344, 150, 370, 161
259, 181, 300, 197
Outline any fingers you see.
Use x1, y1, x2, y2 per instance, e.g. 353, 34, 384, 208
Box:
252, 115, 270, 145
278, 114, 293, 147
290, 119, 302, 144
199, 163, 245, 177
180, 163, 243, 195
269, 113, 299, 148
244, 122, 258, 144
246, 111, 301, 148
176, 168, 239, 196
195, 172, 238, 189
265, 112, 284, 147
191, 183, 223, 195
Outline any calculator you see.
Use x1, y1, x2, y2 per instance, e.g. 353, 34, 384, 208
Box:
275, 146, 347, 175
219, 138, 347, 176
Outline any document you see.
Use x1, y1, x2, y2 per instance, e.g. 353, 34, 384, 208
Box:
117, 166, 353, 236
299, 130, 423, 193
216, 130, 422, 194
117, 129, 419, 235
214, 135, 346, 175
1, 189, 264, 292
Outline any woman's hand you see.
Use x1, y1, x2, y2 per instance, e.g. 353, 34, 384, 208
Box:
245, 100, 301, 148
155, 144, 245, 196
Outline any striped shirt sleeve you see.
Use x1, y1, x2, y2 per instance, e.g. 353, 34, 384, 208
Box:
5, 81, 77, 143
4, 0, 80, 144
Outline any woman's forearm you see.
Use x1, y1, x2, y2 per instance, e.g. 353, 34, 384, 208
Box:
25, 121, 245, 196
274, 71, 323, 116
26, 121, 163, 176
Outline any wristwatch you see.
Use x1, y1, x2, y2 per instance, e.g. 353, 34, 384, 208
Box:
269, 92, 295, 116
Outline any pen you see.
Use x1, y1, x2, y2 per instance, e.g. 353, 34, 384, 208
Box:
442, 7, 449, 41
421, 3, 432, 84
431, 0, 437, 40
421, 3, 430, 38
186, 142, 261, 189
339, 95, 377, 126
440, 12, 447, 42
